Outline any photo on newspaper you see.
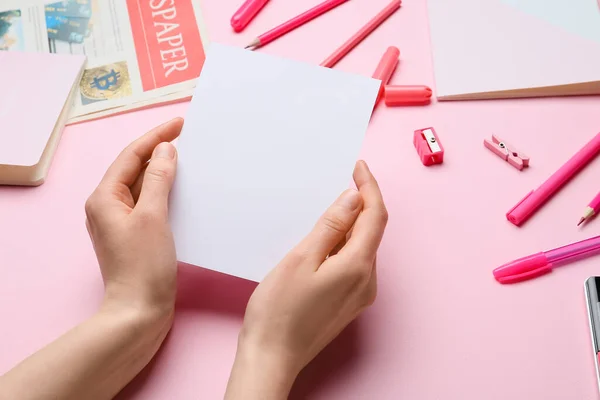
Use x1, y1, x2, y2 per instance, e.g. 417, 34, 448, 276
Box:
0, 0, 209, 123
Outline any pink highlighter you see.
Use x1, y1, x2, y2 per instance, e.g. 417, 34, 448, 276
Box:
494, 235, 600, 284
507, 132, 600, 226
231, 0, 270, 32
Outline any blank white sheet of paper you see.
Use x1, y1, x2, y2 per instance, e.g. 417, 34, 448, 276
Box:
170, 43, 380, 282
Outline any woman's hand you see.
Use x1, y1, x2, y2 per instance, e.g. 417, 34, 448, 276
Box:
0, 119, 184, 400
85, 118, 183, 320
226, 160, 388, 400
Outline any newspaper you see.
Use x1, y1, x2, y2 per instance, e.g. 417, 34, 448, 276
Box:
0, 0, 208, 123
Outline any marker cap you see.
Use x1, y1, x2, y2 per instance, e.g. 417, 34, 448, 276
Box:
231, 0, 270, 32
384, 85, 432, 106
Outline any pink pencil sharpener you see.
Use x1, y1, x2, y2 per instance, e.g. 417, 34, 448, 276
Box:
413, 127, 444, 166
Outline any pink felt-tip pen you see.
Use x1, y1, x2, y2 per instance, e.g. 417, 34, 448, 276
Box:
231, 0, 270, 32
507, 132, 600, 226
493, 235, 600, 284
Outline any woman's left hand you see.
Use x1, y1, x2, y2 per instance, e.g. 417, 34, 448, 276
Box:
85, 118, 183, 319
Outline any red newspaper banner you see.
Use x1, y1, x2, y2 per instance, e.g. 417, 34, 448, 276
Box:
126, 0, 205, 91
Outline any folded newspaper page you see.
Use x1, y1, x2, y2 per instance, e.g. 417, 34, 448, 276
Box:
0, 0, 208, 123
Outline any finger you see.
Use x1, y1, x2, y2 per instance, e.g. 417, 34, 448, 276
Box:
130, 162, 149, 204
101, 118, 183, 188
341, 161, 388, 261
136, 142, 178, 217
328, 236, 347, 257
329, 226, 354, 257
294, 189, 363, 263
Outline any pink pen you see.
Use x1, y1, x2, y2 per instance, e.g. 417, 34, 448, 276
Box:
494, 235, 600, 284
231, 0, 270, 32
507, 132, 600, 226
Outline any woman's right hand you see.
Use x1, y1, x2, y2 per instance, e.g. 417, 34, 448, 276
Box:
225, 160, 388, 400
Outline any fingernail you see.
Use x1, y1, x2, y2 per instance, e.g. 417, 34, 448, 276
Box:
340, 189, 361, 211
154, 142, 175, 160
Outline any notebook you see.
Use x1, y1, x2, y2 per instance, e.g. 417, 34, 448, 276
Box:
427, 0, 600, 100
0, 51, 85, 186
169, 44, 379, 282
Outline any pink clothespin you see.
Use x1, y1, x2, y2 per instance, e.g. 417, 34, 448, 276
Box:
484, 135, 530, 171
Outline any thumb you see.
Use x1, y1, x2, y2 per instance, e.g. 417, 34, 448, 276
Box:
137, 142, 177, 216
294, 189, 363, 263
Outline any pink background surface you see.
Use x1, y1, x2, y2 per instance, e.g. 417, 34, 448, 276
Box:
1, 0, 600, 399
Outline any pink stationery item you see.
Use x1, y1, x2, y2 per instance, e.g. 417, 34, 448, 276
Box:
414, 127, 444, 166
493, 234, 600, 284
484, 134, 530, 171
372, 46, 400, 105
245, 0, 350, 49
0, 51, 85, 186
320, 0, 402, 68
507, 132, 600, 226
384, 85, 432, 106
231, 0, 270, 32
578, 191, 600, 226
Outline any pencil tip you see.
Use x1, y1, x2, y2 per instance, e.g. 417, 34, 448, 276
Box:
244, 38, 260, 50
578, 217, 586, 227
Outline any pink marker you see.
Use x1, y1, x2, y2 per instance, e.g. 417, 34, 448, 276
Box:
231, 0, 270, 32
493, 234, 600, 284
507, 132, 600, 226
372, 46, 400, 105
